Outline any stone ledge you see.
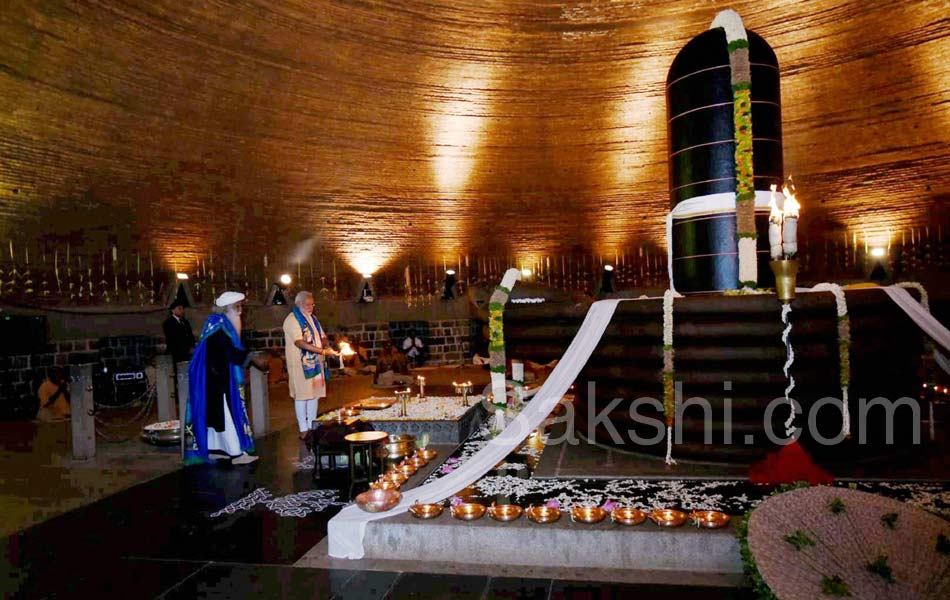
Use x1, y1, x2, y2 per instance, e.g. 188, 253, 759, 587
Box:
362, 512, 742, 574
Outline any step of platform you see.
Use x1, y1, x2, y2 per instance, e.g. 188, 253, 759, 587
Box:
361, 510, 742, 574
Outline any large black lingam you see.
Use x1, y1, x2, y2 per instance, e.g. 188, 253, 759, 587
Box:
667, 28, 784, 292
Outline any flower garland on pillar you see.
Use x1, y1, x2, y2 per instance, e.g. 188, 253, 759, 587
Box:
711, 10, 757, 288
662, 289, 677, 465
811, 283, 851, 438
488, 268, 523, 434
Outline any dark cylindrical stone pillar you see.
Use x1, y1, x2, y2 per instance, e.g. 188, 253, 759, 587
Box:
667, 29, 783, 292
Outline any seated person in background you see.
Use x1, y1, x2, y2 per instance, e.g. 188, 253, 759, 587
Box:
374, 340, 412, 387
36, 367, 71, 421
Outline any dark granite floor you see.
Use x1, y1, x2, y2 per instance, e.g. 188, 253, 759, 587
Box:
0, 419, 755, 599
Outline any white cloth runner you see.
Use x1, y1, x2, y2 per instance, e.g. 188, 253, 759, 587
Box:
882, 286, 950, 353
327, 299, 625, 559
666, 190, 773, 294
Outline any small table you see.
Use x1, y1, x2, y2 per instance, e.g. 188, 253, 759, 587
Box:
311, 418, 374, 481
344, 430, 390, 498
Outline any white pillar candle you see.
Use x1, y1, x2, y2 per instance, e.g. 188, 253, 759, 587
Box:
768, 184, 784, 260
782, 217, 798, 256
782, 184, 800, 257
511, 360, 524, 384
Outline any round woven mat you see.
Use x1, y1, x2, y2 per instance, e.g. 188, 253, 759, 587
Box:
748, 486, 950, 599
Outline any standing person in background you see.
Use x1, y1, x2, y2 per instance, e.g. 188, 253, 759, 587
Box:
283, 291, 338, 442
162, 300, 196, 415
184, 291, 267, 466
162, 300, 196, 363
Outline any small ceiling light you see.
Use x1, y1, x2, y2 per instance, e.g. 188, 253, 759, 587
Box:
176, 273, 189, 280
279, 273, 292, 286
870, 247, 886, 258
361, 273, 373, 279
520, 268, 532, 278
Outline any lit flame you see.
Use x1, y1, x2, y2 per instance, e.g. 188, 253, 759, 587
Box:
338, 342, 356, 357
782, 176, 800, 219
769, 184, 783, 223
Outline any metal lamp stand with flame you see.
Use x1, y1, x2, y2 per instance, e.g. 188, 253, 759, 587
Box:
395, 388, 411, 417
768, 180, 801, 302
452, 381, 473, 407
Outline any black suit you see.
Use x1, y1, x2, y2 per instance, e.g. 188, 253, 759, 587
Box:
163, 315, 196, 363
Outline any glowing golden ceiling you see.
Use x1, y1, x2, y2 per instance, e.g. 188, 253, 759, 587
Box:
0, 0, 948, 273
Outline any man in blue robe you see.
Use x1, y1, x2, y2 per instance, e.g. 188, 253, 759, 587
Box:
184, 291, 267, 465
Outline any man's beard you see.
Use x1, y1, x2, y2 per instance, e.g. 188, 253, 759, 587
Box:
225, 309, 242, 335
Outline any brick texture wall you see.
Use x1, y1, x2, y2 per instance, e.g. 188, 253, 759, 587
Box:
1, 318, 477, 420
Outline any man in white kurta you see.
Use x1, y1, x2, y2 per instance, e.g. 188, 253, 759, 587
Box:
283, 291, 336, 440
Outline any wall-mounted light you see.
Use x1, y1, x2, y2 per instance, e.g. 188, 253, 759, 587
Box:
357, 273, 374, 303
441, 269, 458, 300
868, 247, 889, 283
598, 264, 616, 295
165, 273, 194, 307
266, 274, 292, 306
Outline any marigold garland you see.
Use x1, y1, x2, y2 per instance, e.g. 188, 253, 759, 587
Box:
712, 9, 757, 288
662, 289, 677, 465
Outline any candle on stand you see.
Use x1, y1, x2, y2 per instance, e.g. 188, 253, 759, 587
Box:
512, 360, 524, 384
782, 183, 800, 257
768, 184, 784, 260
339, 352, 344, 369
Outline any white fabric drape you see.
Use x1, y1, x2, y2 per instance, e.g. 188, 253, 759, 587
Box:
327, 299, 625, 559
882, 286, 950, 354
666, 190, 773, 294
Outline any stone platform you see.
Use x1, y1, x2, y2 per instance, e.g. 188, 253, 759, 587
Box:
300, 510, 743, 586
361, 511, 741, 574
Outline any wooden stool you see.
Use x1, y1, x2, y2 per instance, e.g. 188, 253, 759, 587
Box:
344, 430, 389, 498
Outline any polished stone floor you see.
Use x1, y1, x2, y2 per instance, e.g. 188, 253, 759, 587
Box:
1, 366, 755, 599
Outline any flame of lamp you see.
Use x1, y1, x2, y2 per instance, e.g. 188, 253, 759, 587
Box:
488, 504, 523, 522
611, 507, 647, 526
649, 509, 688, 527
689, 510, 731, 528
409, 503, 444, 519
451, 503, 486, 521
526, 505, 562, 524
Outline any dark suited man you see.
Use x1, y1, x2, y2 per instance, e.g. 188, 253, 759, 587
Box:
163, 300, 196, 362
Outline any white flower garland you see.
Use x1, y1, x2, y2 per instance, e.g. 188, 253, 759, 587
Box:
510, 297, 546, 304
781, 303, 797, 437
662, 289, 676, 465
738, 237, 758, 289
896, 281, 929, 311
711, 9, 747, 42
811, 283, 851, 437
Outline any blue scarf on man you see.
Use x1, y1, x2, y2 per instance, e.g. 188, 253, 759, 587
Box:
292, 305, 331, 381
183, 314, 255, 465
